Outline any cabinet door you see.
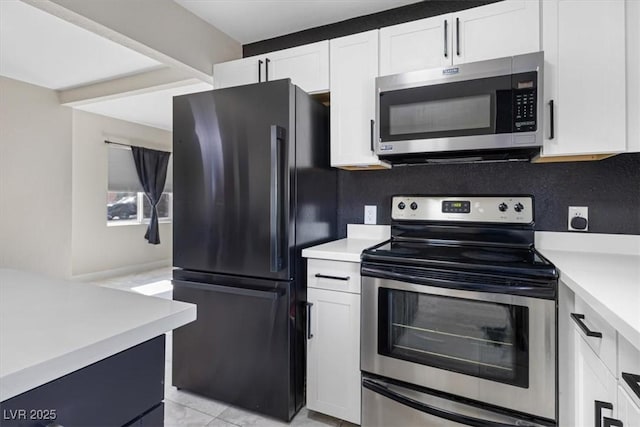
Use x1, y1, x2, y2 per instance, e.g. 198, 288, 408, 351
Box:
265, 41, 329, 93
306, 288, 361, 424
618, 386, 640, 427
213, 56, 263, 89
541, 0, 626, 156
379, 15, 452, 76
627, 0, 640, 152
453, 0, 540, 65
330, 30, 387, 169
574, 332, 618, 427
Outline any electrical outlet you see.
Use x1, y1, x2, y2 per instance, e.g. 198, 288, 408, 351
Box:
568, 206, 588, 231
364, 205, 377, 225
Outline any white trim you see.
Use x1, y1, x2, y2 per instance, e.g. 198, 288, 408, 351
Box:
71, 259, 171, 282
535, 231, 640, 256
346, 224, 391, 240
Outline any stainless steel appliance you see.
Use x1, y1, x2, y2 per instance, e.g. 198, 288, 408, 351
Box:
361, 195, 558, 426
171, 79, 336, 421
375, 52, 544, 164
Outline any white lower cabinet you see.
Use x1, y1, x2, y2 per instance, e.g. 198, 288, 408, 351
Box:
574, 332, 618, 427
618, 386, 640, 427
562, 281, 640, 427
306, 287, 361, 424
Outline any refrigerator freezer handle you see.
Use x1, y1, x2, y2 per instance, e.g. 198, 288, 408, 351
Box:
270, 125, 287, 273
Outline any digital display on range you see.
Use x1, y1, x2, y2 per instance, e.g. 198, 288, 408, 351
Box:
442, 200, 471, 213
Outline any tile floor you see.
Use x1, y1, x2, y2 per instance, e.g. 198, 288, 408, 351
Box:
92, 268, 356, 427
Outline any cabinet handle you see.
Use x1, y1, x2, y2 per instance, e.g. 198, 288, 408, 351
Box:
622, 372, 640, 400
315, 273, 350, 281
306, 302, 313, 339
443, 20, 448, 58
456, 17, 460, 56
595, 400, 614, 427
258, 59, 263, 83
549, 100, 555, 140
370, 119, 375, 152
603, 418, 624, 427
265, 58, 270, 81
571, 313, 603, 338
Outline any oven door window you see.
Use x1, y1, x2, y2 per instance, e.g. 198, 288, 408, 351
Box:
378, 289, 529, 388
379, 75, 513, 142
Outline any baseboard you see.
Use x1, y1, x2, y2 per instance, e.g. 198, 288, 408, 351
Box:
71, 259, 172, 282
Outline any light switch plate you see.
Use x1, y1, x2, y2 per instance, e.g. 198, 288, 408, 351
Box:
364, 205, 377, 225
568, 206, 588, 231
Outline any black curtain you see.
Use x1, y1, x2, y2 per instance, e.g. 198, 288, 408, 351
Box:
131, 147, 171, 245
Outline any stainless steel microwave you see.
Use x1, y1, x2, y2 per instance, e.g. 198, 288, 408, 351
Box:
375, 51, 544, 164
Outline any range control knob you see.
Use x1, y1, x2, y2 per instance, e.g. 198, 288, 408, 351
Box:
498, 203, 508, 212
410, 202, 418, 210
514, 203, 524, 213
398, 202, 406, 210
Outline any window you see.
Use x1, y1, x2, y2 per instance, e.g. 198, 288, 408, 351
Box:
107, 144, 172, 225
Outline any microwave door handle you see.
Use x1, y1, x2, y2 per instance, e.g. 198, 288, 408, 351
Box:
363, 378, 518, 427
370, 119, 375, 152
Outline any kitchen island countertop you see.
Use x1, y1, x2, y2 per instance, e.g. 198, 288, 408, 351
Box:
0, 269, 196, 401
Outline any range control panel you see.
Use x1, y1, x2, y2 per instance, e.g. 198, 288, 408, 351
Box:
392, 196, 534, 224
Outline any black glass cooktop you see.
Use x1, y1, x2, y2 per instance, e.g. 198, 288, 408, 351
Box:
362, 240, 557, 281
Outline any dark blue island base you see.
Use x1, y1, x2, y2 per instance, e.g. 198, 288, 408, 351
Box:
1, 335, 165, 427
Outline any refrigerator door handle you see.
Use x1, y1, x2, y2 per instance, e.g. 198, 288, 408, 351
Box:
363, 378, 522, 427
173, 279, 284, 300
270, 125, 287, 273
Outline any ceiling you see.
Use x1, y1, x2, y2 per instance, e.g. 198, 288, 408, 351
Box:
2, 0, 419, 131
74, 82, 213, 131
175, 0, 418, 44
0, 0, 162, 90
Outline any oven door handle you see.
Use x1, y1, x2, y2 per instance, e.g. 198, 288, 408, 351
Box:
363, 378, 523, 427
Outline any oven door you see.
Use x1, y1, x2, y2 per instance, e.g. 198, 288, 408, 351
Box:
361, 275, 556, 421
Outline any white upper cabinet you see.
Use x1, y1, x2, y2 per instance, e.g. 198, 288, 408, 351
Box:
618, 386, 640, 427
379, 16, 452, 75
213, 41, 329, 93
453, 0, 540, 65
330, 30, 388, 169
265, 41, 329, 93
378, 0, 540, 76
627, 0, 640, 153
213, 56, 264, 89
541, 0, 626, 157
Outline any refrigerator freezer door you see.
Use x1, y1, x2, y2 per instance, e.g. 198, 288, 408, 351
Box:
172, 275, 299, 421
173, 80, 293, 280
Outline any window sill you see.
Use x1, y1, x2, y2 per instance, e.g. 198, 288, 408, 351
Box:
107, 219, 172, 227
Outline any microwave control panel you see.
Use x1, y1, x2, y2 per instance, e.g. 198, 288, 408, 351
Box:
512, 72, 538, 133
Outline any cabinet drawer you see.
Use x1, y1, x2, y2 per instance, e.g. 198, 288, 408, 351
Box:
573, 295, 617, 376
307, 259, 361, 294
619, 335, 640, 407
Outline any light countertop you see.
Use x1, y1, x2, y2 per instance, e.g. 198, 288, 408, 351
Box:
537, 232, 640, 350
0, 269, 196, 402
301, 224, 390, 262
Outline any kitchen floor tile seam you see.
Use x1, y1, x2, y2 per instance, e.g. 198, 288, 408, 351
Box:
207, 416, 242, 427
164, 395, 226, 420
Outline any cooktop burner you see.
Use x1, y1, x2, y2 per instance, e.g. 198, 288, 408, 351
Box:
361, 195, 558, 284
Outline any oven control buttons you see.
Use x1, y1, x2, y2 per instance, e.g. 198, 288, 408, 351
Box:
410, 202, 418, 210
498, 203, 508, 212
398, 202, 406, 210
514, 203, 524, 213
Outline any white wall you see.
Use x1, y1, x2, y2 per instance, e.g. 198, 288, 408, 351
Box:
71, 109, 172, 277
0, 76, 73, 278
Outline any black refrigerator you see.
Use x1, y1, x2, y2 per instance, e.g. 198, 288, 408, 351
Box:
171, 79, 337, 421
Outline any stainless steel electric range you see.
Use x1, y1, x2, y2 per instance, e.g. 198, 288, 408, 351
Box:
360, 195, 558, 427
